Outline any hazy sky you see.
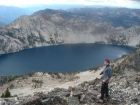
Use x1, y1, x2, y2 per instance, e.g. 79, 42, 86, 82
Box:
0, 0, 140, 8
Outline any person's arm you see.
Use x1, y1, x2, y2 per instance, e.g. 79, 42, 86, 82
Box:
102, 77, 109, 82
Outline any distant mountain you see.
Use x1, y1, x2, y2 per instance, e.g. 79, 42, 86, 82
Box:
0, 5, 32, 24
0, 5, 49, 24
0, 11, 140, 54
1, 5, 135, 25
32, 8, 140, 28
24, 4, 87, 10
0, 5, 93, 24
0, 21, 5, 26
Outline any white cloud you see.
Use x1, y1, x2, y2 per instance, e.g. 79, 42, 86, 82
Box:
0, 0, 139, 8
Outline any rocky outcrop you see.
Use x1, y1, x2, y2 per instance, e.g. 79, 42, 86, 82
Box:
0, 66, 140, 105
0, 13, 140, 54
113, 49, 140, 72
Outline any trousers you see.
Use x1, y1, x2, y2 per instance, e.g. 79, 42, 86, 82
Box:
101, 82, 109, 99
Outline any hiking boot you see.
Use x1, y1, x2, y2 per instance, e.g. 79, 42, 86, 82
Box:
105, 95, 110, 98
99, 97, 104, 103
105, 95, 111, 101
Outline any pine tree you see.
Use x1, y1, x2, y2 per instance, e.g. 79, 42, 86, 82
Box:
1, 93, 5, 98
4, 88, 11, 97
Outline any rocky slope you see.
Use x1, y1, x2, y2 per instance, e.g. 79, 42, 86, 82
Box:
0, 12, 140, 54
0, 48, 140, 105
23, 72, 140, 105
113, 48, 140, 73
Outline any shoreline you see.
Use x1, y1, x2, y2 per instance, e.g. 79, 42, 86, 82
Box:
0, 42, 137, 56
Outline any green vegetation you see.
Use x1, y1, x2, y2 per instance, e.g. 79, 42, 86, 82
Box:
1, 93, 5, 98
136, 44, 140, 48
7, 76, 21, 82
80, 81, 86, 87
9, 84, 14, 89
32, 79, 43, 84
0, 75, 22, 86
22, 76, 28, 79
113, 64, 123, 75
27, 72, 35, 77
113, 69, 123, 74
27, 35, 33, 46
88, 66, 100, 71
48, 72, 61, 79
50, 37, 55, 44
32, 79, 43, 88
32, 83, 42, 88
1, 88, 11, 98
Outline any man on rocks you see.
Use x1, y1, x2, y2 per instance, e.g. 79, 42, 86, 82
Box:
100, 59, 112, 102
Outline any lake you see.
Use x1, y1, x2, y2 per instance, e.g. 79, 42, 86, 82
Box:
0, 44, 136, 76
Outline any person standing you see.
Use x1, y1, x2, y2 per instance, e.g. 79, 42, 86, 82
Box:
100, 59, 112, 102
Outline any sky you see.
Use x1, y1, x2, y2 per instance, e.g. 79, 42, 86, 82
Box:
0, 0, 140, 8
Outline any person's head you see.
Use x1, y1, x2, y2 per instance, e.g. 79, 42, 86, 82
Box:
104, 59, 110, 66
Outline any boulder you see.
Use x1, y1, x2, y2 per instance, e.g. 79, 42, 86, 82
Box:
80, 92, 96, 104
68, 97, 80, 105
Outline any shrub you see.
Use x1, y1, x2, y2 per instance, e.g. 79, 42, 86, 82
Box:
5, 88, 11, 97
1, 93, 5, 98
9, 84, 14, 89
1, 88, 11, 98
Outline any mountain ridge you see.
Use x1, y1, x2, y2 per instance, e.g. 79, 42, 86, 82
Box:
0, 21, 5, 26
0, 12, 140, 54
32, 8, 140, 28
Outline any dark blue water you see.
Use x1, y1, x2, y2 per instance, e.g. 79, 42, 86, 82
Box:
0, 44, 135, 76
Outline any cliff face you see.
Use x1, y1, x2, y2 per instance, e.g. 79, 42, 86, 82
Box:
0, 13, 140, 54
